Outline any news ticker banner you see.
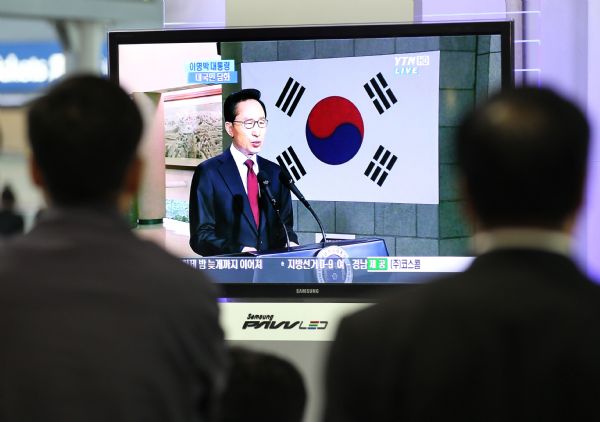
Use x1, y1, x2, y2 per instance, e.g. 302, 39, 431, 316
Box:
182, 256, 474, 283
359, 256, 474, 272
219, 302, 371, 341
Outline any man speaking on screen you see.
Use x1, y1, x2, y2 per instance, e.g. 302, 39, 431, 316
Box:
189, 88, 299, 256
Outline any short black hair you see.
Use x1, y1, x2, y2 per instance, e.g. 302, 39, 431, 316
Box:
223, 88, 267, 123
218, 347, 306, 422
1, 185, 15, 205
456, 87, 589, 229
27, 74, 143, 206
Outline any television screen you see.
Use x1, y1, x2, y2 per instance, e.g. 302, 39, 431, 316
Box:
108, 21, 514, 299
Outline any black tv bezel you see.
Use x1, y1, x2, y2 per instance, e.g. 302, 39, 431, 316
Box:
108, 20, 514, 301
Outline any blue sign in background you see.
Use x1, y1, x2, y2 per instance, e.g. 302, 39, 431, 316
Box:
0, 42, 64, 93
0, 41, 109, 95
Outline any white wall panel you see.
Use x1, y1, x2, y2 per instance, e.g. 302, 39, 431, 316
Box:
227, 0, 413, 26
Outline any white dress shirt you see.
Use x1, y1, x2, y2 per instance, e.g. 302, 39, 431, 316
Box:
230, 144, 259, 194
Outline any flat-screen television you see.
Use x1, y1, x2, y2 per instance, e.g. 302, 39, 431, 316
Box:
108, 21, 514, 300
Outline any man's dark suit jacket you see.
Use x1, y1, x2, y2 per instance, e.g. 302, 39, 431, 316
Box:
189, 149, 298, 256
324, 249, 600, 422
0, 206, 226, 422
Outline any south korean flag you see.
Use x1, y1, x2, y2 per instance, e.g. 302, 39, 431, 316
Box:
242, 51, 440, 204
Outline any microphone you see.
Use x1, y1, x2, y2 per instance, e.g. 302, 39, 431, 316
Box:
279, 168, 308, 206
257, 171, 291, 250
278, 168, 327, 245
257, 171, 279, 210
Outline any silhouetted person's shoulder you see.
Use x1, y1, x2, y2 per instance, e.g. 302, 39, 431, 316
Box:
0, 205, 226, 422
218, 347, 306, 422
0, 74, 227, 422
324, 87, 600, 422
217, 347, 306, 422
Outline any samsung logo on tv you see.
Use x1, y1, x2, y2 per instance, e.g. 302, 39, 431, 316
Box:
296, 288, 319, 295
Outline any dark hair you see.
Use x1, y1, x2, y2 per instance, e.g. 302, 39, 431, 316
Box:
456, 87, 589, 229
27, 74, 143, 206
1, 185, 16, 205
223, 89, 267, 123
218, 347, 306, 422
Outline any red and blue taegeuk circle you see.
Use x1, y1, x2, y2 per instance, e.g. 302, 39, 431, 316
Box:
305, 96, 364, 165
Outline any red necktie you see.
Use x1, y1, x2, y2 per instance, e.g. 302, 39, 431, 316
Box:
245, 159, 260, 227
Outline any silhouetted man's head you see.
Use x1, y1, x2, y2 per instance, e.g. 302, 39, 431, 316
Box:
457, 87, 589, 230
27, 74, 143, 207
218, 347, 306, 422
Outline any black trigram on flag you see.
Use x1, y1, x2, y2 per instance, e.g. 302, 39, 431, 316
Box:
364, 145, 398, 187
276, 77, 306, 117
277, 146, 307, 182
364, 72, 397, 114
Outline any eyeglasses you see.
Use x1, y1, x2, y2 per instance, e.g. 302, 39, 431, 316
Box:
232, 118, 268, 129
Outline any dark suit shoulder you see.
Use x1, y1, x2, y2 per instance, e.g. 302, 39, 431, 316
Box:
198, 150, 279, 173
257, 154, 278, 166
195, 150, 231, 172
3, 211, 219, 302
0, 213, 227, 422
342, 278, 448, 325
257, 155, 281, 171
440, 250, 600, 309
327, 250, 600, 422
336, 283, 432, 354
130, 236, 219, 290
